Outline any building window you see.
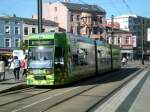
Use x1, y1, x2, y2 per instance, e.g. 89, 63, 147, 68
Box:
77, 15, 80, 21
106, 37, 109, 43
54, 7, 57, 12
77, 26, 80, 34
32, 28, 36, 34
42, 28, 45, 32
118, 37, 120, 44
70, 26, 73, 33
5, 21, 9, 24
99, 17, 103, 24
24, 40, 28, 45
125, 37, 129, 44
15, 38, 20, 47
24, 27, 28, 35
70, 15, 73, 22
93, 27, 98, 34
5, 25, 10, 34
50, 30, 55, 32
5, 38, 11, 47
14, 26, 20, 34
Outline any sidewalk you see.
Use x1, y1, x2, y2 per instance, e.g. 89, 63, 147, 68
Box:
0, 68, 27, 93
128, 69, 150, 112
94, 64, 150, 112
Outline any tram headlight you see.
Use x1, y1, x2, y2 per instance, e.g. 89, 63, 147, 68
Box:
45, 69, 53, 74
38, 46, 44, 50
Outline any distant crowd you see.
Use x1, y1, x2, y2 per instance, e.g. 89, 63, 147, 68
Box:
0, 55, 27, 81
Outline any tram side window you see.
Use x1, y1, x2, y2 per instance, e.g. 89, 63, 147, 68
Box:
72, 54, 78, 65
79, 48, 88, 65
55, 47, 64, 67
72, 48, 88, 66
97, 50, 101, 59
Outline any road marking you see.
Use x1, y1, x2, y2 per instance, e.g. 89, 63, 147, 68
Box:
12, 87, 79, 112
94, 70, 148, 112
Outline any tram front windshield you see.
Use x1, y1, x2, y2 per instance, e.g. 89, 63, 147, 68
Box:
28, 47, 54, 69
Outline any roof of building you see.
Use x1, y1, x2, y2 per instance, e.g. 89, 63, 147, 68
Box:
116, 14, 137, 18
61, 2, 106, 14
0, 16, 58, 26
106, 26, 132, 34
21, 18, 58, 26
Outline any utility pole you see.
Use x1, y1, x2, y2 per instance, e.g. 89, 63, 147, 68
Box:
110, 15, 114, 71
141, 18, 144, 65
111, 15, 114, 44
37, 0, 43, 33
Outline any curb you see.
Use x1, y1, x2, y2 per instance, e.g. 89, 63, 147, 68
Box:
87, 67, 145, 112
0, 83, 28, 94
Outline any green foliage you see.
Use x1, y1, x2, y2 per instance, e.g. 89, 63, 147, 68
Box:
19, 40, 28, 51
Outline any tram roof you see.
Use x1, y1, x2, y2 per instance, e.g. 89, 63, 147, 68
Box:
29, 32, 107, 46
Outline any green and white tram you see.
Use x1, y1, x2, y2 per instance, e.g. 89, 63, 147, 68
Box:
27, 32, 121, 86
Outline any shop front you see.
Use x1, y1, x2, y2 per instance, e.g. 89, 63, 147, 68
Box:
0, 48, 13, 66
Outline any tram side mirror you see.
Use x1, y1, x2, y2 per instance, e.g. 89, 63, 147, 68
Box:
55, 62, 64, 69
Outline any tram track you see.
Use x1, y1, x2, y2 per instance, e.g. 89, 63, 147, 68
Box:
42, 67, 143, 112
0, 67, 144, 112
0, 87, 53, 107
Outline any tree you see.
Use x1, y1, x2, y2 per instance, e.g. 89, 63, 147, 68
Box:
19, 40, 28, 51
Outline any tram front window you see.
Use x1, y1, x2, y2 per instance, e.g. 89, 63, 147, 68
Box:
28, 47, 54, 68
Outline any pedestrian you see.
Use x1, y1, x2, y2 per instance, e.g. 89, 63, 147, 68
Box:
8, 56, 13, 73
121, 57, 127, 66
0, 56, 5, 80
13, 56, 20, 80
23, 56, 27, 78
20, 56, 27, 80
9, 57, 14, 73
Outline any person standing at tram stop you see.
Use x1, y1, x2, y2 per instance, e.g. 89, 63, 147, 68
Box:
20, 56, 27, 80
13, 56, 20, 80
0, 56, 5, 80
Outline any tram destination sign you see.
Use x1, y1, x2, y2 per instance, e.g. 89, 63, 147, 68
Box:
29, 40, 54, 46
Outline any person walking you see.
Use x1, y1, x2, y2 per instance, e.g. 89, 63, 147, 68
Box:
121, 57, 127, 66
13, 56, 20, 80
23, 56, 27, 78
20, 56, 27, 80
0, 56, 5, 80
8, 56, 13, 73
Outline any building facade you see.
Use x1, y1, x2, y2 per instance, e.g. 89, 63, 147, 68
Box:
21, 18, 59, 41
43, 1, 106, 39
0, 16, 22, 54
109, 14, 150, 59
106, 27, 137, 60
0, 16, 58, 56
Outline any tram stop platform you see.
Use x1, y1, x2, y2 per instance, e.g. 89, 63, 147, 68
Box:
93, 64, 150, 112
0, 69, 27, 93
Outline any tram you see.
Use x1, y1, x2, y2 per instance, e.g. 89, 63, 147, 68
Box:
27, 32, 121, 86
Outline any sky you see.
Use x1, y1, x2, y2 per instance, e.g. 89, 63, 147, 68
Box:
0, 0, 150, 18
